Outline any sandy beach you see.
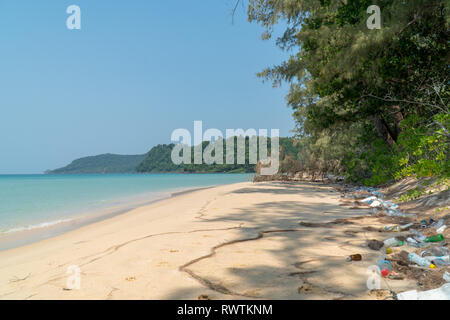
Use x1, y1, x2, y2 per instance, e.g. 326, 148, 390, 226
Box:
0, 181, 418, 300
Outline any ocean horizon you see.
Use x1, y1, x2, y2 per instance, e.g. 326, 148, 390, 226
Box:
0, 173, 251, 250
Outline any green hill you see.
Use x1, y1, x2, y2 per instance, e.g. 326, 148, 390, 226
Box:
47, 137, 299, 174
136, 137, 298, 173
47, 153, 146, 174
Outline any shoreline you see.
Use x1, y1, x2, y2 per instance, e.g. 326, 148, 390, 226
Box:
0, 181, 420, 299
0, 186, 214, 252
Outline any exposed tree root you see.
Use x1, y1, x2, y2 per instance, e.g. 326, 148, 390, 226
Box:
179, 228, 300, 298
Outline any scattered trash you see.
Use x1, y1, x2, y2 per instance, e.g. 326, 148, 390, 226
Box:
421, 219, 430, 228
343, 185, 449, 298
346, 187, 417, 218
368, 239, 385, 251
377, 259, 393, 277
431, 255, 450, 267
384, 223, 414, 232
388, 272, 404, 280
381, 269, 390, 277
424, 234, 444, 243
421, 246, 450, 257
410, 229, 427, 240
430, 219, 445, 230
346, 254, 362, 262
408, 253, 435, 268
384, 237, 404, 247
444, 272, 450, 283
401, 223, 414, 231
370, 200, 383, 208
406, 237, 430, 248
387, 210, 412, 217
360, 196, 378, 205
396, 283, 450, 300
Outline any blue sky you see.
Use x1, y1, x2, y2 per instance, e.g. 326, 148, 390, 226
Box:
0, 0, 295, 174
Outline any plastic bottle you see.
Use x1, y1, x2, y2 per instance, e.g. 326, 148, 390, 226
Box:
432, 256, 450, 267
346, 254, 362, 262
407, 237, 419, 247
407, 237, 430, 248
409, 253, 433, 267
377, 259, 393, 272
424, 234, 444, 243
410, 229, 423, 236
384, 225, 402, 232
400, 223, 414, 231
431, 219, 445, 229
421, 247, 450, 257
430, 246, 450, 256
423, 256, 440, 262
436, 225, 447, 233
384, 237, 403, 247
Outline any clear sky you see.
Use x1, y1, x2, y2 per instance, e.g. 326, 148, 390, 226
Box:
0, 0, 295, 174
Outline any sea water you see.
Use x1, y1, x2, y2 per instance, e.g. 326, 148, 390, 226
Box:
0, 173, 251, 250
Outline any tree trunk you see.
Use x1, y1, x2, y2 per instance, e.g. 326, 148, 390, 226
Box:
370, 115, 395, 149
391, 105, 404, 140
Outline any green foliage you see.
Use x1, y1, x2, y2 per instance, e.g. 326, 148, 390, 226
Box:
247, 0, 449, 185
136, 137, 301, 173
135, 144, 183, 172
396, 187, 426, 202
47, 154, 146, 174
393, 113, 450, 179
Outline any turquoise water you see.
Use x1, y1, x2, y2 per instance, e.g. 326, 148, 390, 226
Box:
0, 173, 251, 234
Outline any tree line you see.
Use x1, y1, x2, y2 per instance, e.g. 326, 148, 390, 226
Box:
246, 0, 449, 185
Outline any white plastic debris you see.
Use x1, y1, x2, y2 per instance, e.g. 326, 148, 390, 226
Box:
370, 200, 383, 208
408, 253, 432, 267
396, 284, 450, 300
431, 219, 445, 230
361, 196, 377, 205
432, 255, 450, 266
400, 223, 414, 230
444, 272, 450, 283
386, 210, 410, 217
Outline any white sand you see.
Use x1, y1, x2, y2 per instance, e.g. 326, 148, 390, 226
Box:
0, 181, 417, 300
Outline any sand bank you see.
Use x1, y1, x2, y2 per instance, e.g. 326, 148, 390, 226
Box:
0, 181, 418, 299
